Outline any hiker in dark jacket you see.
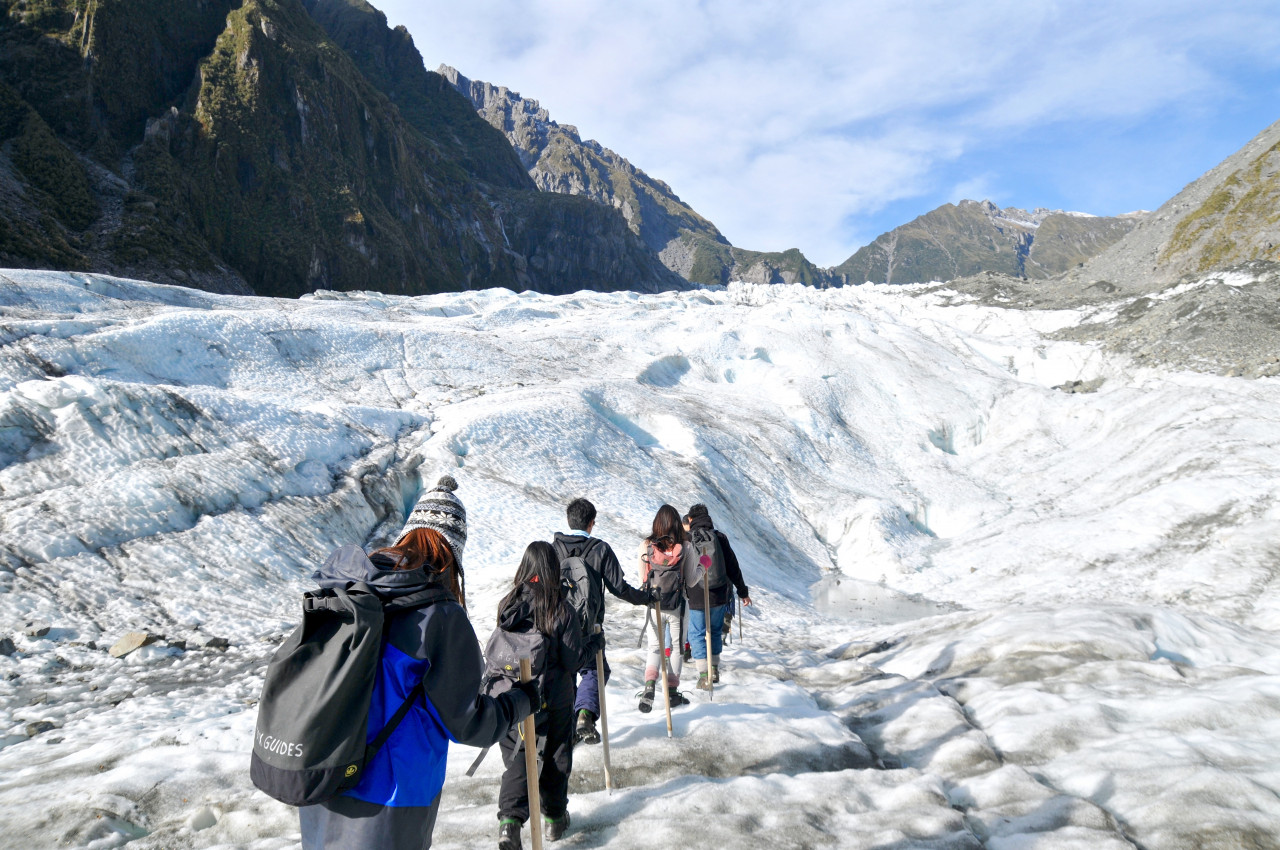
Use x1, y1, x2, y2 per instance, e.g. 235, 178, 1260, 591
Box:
300, 475, 535, 850
683, 504, 751, 689
493, 541, 588, 849
552, 497, 651, 744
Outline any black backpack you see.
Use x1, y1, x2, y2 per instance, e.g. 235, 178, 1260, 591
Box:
684, 528, 728, 591
250, 551, 450, 807
553, 539, 604, 637
481, 624, 550, 719
646, 542, 685, 610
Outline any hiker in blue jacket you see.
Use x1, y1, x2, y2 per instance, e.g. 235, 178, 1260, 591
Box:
300, 476, 535, 850
491, 541, 587, 848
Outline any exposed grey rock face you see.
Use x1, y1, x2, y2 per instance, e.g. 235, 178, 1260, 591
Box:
835, 200, 1141, 285
439, 65, 841, 288
1065, 117, 1280, 293
916, 260, 1280, 378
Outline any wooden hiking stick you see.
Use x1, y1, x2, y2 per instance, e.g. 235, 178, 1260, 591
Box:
594, 647, 613, 790
703, 568, 714, 702
655, 603, 673, 737
519, 658, 543, 850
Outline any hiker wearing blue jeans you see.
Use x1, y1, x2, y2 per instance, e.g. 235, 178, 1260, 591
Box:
682, 504, 750, 688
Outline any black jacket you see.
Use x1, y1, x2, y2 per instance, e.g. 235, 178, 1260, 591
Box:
552, 532, 649, 650
495, 584, 587, 711
684, 521, 749, 609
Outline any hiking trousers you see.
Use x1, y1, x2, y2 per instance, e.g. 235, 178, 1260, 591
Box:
301, 790, 441, 849
688, 604, 726, 663
644, 605, 685, 686
498, 705, 576, 823
574, 651, 610, 718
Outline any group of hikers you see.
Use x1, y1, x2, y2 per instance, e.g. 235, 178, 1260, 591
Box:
251, 475, 750, 850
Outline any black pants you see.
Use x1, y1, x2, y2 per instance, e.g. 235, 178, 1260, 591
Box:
497, 705, 576, 823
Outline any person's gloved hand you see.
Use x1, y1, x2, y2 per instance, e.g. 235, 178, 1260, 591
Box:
512, 680, 542, 718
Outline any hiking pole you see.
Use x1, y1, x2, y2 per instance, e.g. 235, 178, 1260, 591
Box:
655, 603, 673, 737
703, 570, 714, 702
519, 658, 543, 850
594, 641, 613, 791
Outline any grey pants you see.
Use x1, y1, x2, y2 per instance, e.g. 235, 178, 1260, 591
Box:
300, 791, 441, 850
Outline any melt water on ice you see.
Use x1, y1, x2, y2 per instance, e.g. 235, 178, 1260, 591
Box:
1, 269, 1279, 849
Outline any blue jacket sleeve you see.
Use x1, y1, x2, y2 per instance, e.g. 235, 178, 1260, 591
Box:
421, 603, 530, 746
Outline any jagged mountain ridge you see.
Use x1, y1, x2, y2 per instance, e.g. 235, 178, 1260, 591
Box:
834, 199, 1142, 285
0, 0, 685, 296
439, 65, 842, 288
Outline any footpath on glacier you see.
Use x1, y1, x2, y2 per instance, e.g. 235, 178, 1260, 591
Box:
1, 270, 1279, 849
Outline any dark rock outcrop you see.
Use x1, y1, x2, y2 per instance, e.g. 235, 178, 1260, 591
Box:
440, 65, 840, 287
0, 0, 684, 296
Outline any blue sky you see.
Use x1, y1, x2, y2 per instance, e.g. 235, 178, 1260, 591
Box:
379, 1, 1280, 267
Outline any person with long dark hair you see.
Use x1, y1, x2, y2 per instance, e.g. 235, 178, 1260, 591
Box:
300, 475, 536, 850
493, 541, 587, 849
637, 504, 691, 711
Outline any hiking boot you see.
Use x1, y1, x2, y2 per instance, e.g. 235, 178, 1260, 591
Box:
637, 681, 656, 714
712, 666, 720, 684
668, 687, 690, 707
575, 709, 600, 745
543, 812, 571, 842
498, 819, 522, 850
696, 672, 711, 690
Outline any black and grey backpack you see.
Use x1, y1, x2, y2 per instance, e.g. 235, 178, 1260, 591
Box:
553, 538, 605, 637
684, 528, 728, 592
250, 551, 450, 806
481, 624, 550, 718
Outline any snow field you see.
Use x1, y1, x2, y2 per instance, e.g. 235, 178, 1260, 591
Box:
2, 270, 1280, 847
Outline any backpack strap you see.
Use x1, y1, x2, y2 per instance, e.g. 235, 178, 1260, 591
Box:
362, 681, 424, 768
383, 586, 453, 613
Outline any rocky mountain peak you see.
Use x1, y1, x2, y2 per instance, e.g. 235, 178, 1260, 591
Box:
835, 199, 1140, 285
439, 64, 841, 287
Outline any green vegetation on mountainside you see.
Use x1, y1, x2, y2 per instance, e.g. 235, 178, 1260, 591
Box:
0, 0, 682, 295
1163, 144, 1280, 274
301, 0, 531, 191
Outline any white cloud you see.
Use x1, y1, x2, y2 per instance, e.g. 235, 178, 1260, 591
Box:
380, 0, 1280, 266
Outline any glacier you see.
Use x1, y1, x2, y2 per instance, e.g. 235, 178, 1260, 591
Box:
1, 268, 1278, 848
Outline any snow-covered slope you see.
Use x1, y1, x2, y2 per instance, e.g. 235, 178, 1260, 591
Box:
1, 270, 1278, 848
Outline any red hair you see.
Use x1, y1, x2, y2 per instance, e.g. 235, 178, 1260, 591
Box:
374, 528, 465, 609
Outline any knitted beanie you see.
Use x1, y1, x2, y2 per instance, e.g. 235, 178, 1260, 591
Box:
397, 474, 467, 566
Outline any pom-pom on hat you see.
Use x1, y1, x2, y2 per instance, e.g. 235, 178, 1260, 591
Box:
397, 474, 467, 566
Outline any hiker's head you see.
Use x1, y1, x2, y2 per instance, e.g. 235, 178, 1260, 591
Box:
398, 475, 468, 563
566, 497, 596, 532
505, 540, 564, 635
685, 504, 712, 529
378, 527, 466, 608
649, 503, 685, 551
